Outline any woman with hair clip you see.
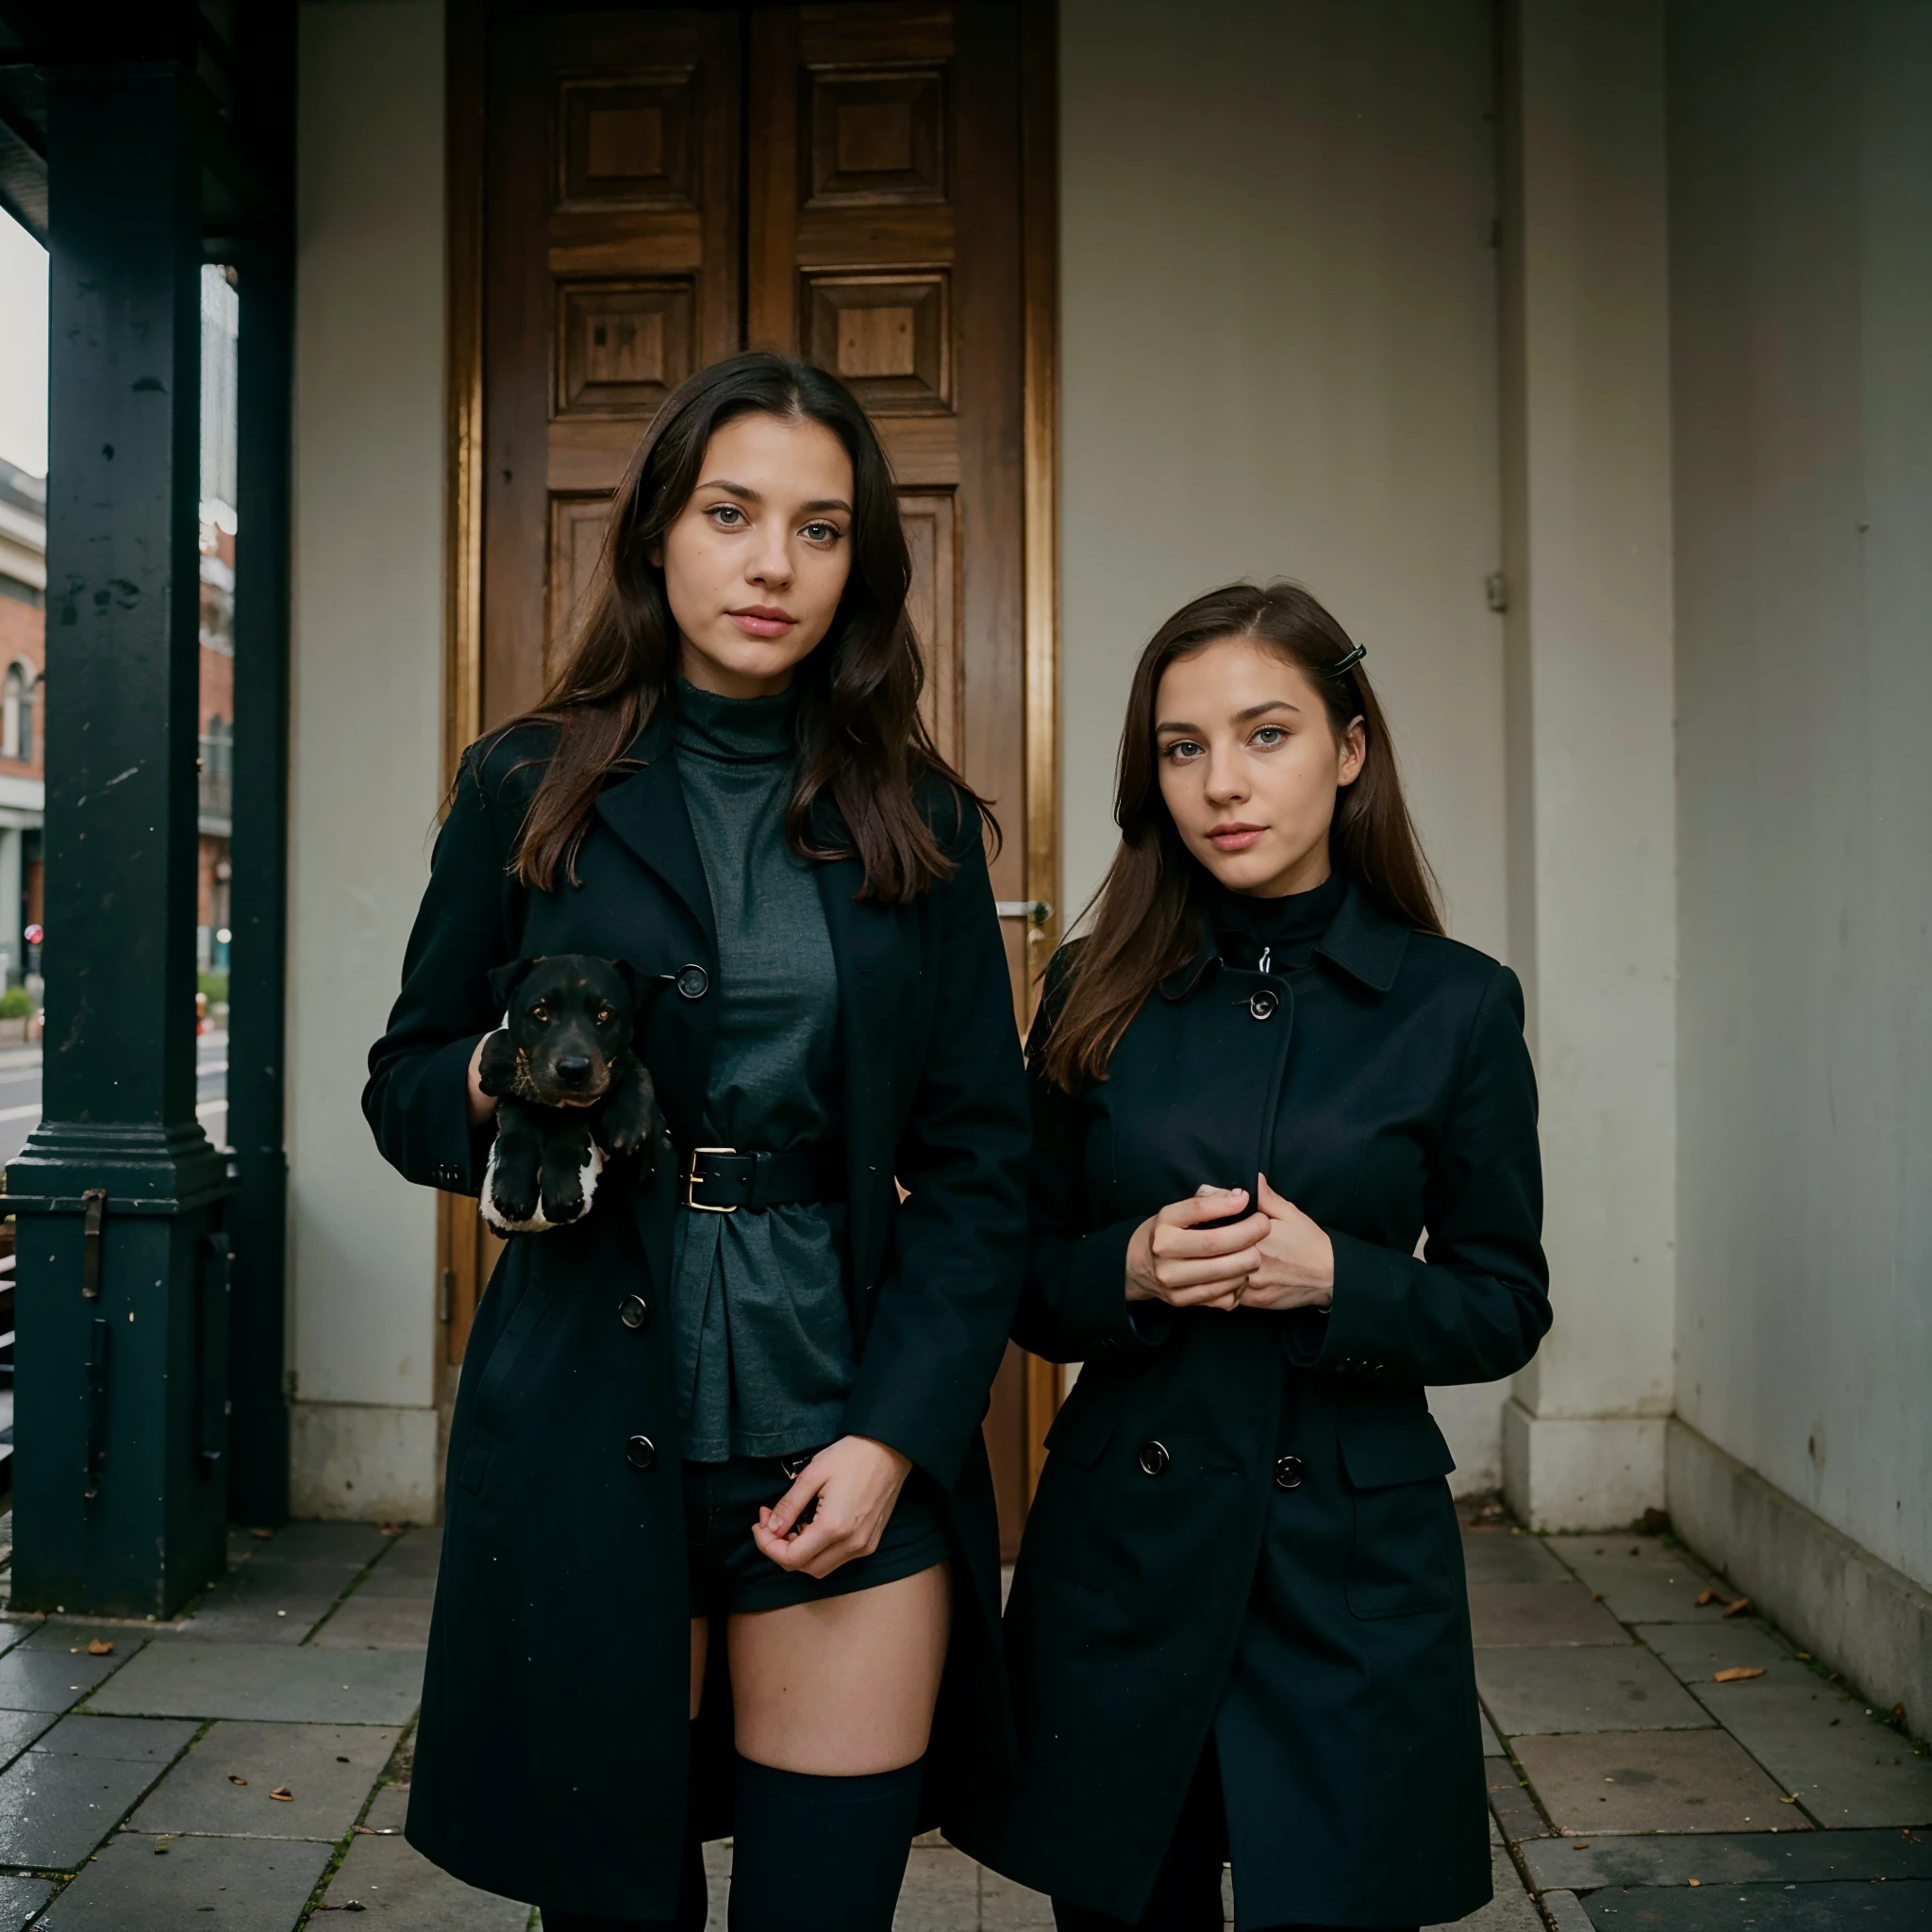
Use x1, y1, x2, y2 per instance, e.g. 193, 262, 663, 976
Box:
365, 353, 1027, 1931
949, 584, 1550, 1931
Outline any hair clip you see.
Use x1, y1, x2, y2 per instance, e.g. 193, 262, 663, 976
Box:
1327, 643, 1366, 676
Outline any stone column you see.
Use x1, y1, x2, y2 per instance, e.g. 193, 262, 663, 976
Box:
1496, 0, 1678, 1529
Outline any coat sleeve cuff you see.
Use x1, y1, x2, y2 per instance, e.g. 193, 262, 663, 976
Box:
1284, 1227, 1396, 1372
414, 1031, 492, 1195
1064, 1217, 1173, 1357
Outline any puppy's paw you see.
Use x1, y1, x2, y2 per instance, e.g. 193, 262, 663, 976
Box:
540, 1137, 605, 1225
599, 1062, 663, 1160
475, 1028, 520, 1101
481, 1141, 545, 1232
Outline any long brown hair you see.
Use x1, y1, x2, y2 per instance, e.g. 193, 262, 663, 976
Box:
1042, 581, 1442, 1090
495, 352, 989, 898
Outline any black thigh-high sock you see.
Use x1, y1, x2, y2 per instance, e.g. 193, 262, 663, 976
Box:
727, 1755, 924, 1932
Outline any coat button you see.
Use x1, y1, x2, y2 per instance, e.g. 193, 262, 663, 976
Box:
625, 1434, 658, 1472
618, 1293, 649, 1331
1248, 988, 1279, 1021
675, 963, 709, 1000
1137, 1440, 1171, 1477
1274, 1453, 1307, 1491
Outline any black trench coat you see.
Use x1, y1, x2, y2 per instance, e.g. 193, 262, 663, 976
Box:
946, 884, 1550, 1929
363, 715, 1028, 1920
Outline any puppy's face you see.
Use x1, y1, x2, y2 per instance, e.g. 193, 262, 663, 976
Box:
490, 956, 636, 1107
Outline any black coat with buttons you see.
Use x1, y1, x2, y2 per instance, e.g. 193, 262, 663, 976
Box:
946, 882, 1549, 1927
362, 715, 1029, 1921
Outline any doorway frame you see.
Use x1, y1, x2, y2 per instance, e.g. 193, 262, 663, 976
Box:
436, 0, 1064, 1491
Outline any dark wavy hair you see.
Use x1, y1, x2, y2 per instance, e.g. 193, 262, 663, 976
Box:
1041, 580, 1442, 1090
497, 352, 989, 898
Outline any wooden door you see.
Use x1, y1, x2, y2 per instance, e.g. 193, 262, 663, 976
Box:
454, 3, 1055, 1555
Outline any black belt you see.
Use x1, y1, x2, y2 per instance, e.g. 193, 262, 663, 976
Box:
678, 1143, 844, 1214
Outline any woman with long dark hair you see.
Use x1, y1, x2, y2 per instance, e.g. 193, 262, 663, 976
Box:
950, 583, 1550, 1930
365, 353, 1027, 1930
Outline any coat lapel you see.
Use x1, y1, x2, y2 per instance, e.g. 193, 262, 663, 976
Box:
593, 709, 718, 959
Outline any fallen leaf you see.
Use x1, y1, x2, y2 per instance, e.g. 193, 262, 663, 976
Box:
1722, 1596, 1752, 1618
269, 1787, 294, 1802
378, 1523, 404, 1537
1572, 1841, 1590, 1850
153, 1839, 170, 1856
1590, 1592, 1604, 1603
1904, 1830, 1924, 1845
249, 1527, 274, 1540
1780, 1793, 1799, 1804
1688, 1878, 1701, 1888
1794, 1651, 1811, 1660
1714, 1667, 1765, 1683
86, 1639, 114, 1657
228, 1775, 247, 1787
1695, 1587, 1724, 1607
1892, 1704, 1907, 1724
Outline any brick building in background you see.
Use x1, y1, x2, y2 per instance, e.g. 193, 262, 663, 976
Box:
0, 266, 240, 994
0, 457, 43, 989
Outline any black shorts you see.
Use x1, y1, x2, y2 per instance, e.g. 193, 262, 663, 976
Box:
682, 1453, 951, 1617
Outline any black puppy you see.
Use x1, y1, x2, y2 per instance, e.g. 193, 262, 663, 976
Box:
477, 954, 662, 1234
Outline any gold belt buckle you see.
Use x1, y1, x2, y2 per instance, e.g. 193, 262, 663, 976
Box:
683, 1146, 738, 1213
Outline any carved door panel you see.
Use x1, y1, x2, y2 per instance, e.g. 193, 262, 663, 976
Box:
468, 3, 1047, 1555
483, 8, 742, 726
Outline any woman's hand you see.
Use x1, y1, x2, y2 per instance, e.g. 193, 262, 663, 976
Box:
752, 1435, 914, 1580
1238, 1174, 1336, 1310
465, 1036, 493, 1129
1125, 1185, 1272, 1311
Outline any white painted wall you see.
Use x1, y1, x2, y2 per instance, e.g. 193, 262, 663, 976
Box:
1494, 0, 1678, 1530
1058, 0, 1513, 1485
1669, 0, 1932, 1591
288, 0, 446, 1519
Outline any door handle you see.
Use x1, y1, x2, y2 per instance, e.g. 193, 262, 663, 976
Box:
993, 900, 1053, 926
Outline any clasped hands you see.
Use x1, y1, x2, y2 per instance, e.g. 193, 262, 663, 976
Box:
1125, 1176, 1335, 1313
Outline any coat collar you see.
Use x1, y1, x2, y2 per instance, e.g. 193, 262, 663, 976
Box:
1158, 875, 1411, 1002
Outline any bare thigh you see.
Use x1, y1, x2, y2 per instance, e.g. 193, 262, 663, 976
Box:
728, 1563, 950, 1775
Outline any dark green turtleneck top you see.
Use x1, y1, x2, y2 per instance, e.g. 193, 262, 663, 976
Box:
669, 679, 852, 1462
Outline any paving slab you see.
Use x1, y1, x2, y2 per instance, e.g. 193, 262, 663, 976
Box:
1636, 1619, 1793, 1682
1521, 1825, 1932, 1892
309, 1591, 436, 1650
363, 1779, 410, 1831
350, 1561, 440, 1599
0, 1640, 139, 1714
174, 1563, 359, 1644
1543, 1537, 1723, 1623
33, 1827, 333, 1929
981, 1862, 1055, 1929
1487, 1754, 1550, 1842
0, 1746, 166, 1867
0, 1708, 55, 1770
129, 1719, 398, 1840
1474, 1645, 1712, 1736
240, 1521, 392, 1571
85, 1640, 423, 1724
364, 1528, 441, 1582
1479, 1705, 1507, 1757
33, 1714, 199, 1762
319, 1831, 530, 1927
1692, 1660, 1932, 1827
1573, 1879, 1932, 1930
1426, 1848, 1541, 1931
1468, 1584, 1630, 1648
1512, 1729, 1810, 1836
0, 1877, 49, 1932
15, 1619, 147, 1657
1462, 1530, 1569, 1586
0, 1620, 35, 1660
895, 1840, 980, 1929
